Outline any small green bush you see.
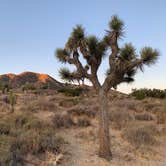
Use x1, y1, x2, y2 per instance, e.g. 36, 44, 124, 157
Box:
58, 87, 83, 97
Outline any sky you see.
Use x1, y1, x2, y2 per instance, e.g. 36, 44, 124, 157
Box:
0, 0, 166, 93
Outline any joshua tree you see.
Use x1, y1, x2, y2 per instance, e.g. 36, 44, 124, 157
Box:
55, 15, 159, 160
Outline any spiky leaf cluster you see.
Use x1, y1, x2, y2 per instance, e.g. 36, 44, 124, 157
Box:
56, 49, 69, 63
109, 15, 124, 37
86, 36, 107, 59
120, 43, 136, 61
59, 68, 73, 82
140, 47, 159, 66
65, 25, 85, 52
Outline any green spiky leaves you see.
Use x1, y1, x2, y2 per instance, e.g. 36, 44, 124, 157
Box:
140, 47, 160, 66
109, 15, 124, 37
59, 68, 73, 82
72, 25, 85, 41
120, 43, 136, 61
66, 25, 85, 51
86, 36, 107, 59
55, 48, 69, 63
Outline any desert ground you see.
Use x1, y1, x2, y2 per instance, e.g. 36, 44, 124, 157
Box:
0, 88, 166, 166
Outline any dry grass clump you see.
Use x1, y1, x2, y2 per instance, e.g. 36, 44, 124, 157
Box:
52, 114, 74, 128
0, 101, 10, 112
67, 106, 97, 118
109, 110, 134, 130
0, 121, 11, 135
113, 99, 139, 111
135, 113, 154, 121
20, 98, 56, 112
0, 113, 65, 165
52, 114, 91, 128
36, 98, 56, 111
155, 110, 166, 124
123, 123, 159, 147
76, 117, 91, 127
143, 104, 166, 124
59, 98, 80, 107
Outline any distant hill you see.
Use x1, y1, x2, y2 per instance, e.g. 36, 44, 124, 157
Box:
0, 72, 63, 89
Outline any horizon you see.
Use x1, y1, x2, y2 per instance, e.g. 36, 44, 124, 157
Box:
0, 0, 166, 93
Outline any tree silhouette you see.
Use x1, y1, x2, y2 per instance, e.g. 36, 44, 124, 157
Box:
55, 15, 159, 160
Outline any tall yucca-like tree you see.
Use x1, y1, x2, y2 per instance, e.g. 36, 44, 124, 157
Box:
55, 15, 159, 160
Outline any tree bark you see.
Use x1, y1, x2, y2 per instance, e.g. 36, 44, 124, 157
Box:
98, 89, 112, 160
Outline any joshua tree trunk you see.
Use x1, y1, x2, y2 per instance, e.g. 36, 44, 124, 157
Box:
98, 89, 112, 160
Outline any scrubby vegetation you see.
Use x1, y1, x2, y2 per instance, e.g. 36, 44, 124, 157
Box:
58, 87, 83, 97
123, 123, 159, 147
131, 88, 166, 100
0, 88, 166, 165
0, 113, 65, 165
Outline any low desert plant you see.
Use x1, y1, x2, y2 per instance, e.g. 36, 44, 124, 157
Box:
135, 113, 154, 121
52, 114, 74, 128
123, 124, 159, 147
59, 98, 80, 107
0, 113, 65, 165
109, 110, 134, 130
68, 106, 96, 118
76, 117, 91, 127
58, 87, 83, 97
9, 92, 17, 113
131, 88, 166, 99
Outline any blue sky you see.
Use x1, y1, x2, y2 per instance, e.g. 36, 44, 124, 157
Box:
0, 0, 165, 93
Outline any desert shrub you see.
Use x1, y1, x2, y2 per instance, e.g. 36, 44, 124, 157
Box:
20, 98, 56, 112
58, 87, 83, 97
0, 122, 11, 135
123, 124, 159, 147
0, 84, 11, 94
113, 99, 138, 110
68, 106, 96, 118
131, 88, 166, 99
144, 103, 159, 111
37, 98, 56, 111
0, 113, 65, 165
76, 117, 91, 127
59, 98, 80, 107
135, 113, 154, 121
109, 110, 134, 129
11, 129, 64, 155
155, 110, 166, 124
9, 92, 17, 112
52, 114, 74, 128
19, 102, 37, 112
0, 102, 10, 112
143, 104, 166, 124
21, 83, 36, 91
